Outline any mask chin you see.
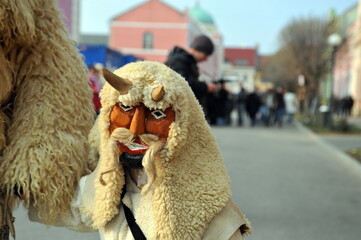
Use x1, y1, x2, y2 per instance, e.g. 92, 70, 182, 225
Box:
119, 151, 144, 169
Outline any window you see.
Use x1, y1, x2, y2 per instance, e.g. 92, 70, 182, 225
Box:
235, 59, 248, 66
143, 32, 153, 49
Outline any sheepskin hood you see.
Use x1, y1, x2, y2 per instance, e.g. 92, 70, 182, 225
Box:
88, 61, 231, 239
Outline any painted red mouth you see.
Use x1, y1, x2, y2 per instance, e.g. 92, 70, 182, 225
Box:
117, 138, 149, 155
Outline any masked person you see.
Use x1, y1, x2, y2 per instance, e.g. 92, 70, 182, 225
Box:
31, 61, 252, 240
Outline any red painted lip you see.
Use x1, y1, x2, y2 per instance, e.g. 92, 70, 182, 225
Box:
117, 139, 149, 155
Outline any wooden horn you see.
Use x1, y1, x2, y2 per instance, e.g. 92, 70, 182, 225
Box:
152, 86, 165, 102
102, 68, 132, 94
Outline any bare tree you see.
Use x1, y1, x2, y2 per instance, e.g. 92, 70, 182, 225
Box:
262, 47, 299, 89
279, 16, 332, 109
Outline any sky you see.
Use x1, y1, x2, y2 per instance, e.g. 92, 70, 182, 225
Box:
80, 0, 358, 55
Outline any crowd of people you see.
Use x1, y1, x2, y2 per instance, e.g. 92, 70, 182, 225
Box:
334, 95, 354, 118
87, 34, 300, 128
162, 34, 299, 128
204, 84, 298, 128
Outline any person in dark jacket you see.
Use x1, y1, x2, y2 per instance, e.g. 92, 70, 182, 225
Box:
165, 35, 217, 114
214, 79, 232, 126
237, 83, 247, 126
274, 86, 285, 127
245, 88, 261, 127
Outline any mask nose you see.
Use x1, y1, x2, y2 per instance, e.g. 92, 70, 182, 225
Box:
129, 104, 145, 135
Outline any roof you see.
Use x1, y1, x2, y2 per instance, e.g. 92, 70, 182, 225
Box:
79, 34, 109, 45
189, 6, 214, 25
224, 48, 258, 67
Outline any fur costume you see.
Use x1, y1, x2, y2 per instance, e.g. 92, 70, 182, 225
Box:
40, 61, 251, 239
0, 0, 94, 238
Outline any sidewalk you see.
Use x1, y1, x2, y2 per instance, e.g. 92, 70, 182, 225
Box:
295, 121, 361, 173
348, 117, 361, 129
318, 116, 361, 155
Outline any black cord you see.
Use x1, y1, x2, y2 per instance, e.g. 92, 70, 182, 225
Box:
121, 180, 146, 240
122, 202, 146, 240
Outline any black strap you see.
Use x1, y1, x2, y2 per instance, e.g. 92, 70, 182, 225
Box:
122, 202, 147, 240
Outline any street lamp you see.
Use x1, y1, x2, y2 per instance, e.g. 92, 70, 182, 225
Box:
326, 33, 342, 129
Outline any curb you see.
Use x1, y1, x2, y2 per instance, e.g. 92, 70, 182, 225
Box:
294, 120, 361, 179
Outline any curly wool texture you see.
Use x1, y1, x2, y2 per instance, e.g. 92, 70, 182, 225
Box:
0, 0, 94, 224
87, 61, 231, 239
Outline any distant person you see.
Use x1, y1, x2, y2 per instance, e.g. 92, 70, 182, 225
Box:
246, 88, 261, 127
215, 79, 232, 126
94, 63, 106, 87
236, 83, 247, 126
340, 97, 348, 117
206, 84, 218, 125
345, 95, 354, 117
260, 87, 275, 127
165, 34, 218, 113
274, 86, 285, 127
88, 65, 102, 115
284, 89, 298, 124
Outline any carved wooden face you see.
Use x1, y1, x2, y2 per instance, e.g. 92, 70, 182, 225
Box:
102, 66, 176, 158
109, 103, 175, 140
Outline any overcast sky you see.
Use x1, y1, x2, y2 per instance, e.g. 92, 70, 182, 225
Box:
80, 0, 358, 55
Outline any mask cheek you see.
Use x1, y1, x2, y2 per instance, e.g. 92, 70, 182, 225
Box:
109, 104, 134, 133
145, 119, 173, 139
145, 109, 175, 140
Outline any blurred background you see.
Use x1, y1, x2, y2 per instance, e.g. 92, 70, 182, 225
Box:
60, 0, 360, 120
14, 1, 361, 240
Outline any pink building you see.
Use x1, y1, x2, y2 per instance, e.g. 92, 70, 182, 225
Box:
351, 0, 361, 116
57, 0, 80, 41
109, 0, 188, 62
334, 40, 352, 98
109, 0, 223, 79
333, 3, 361, 116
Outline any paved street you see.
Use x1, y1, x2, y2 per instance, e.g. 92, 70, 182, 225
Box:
11, 122, 361, 240
214, 122, 361, 240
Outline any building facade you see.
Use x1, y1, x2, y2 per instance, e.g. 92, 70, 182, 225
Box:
350, 1, 361, 116
188, 6, 223, 80
222, 48, 259, 93
109, 0, 188, 63
333, 3, 361, 116
57, 0, 80, 42
108, 0, 223, 80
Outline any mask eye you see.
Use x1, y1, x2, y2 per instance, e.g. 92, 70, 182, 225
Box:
119, 103, 134, 112
151, 110, 166, 120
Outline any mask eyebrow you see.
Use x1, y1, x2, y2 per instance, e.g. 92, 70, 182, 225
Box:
119, 104, 134, 112
151, 110, 166, 120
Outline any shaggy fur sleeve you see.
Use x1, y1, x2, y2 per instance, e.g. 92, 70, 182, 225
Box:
0, 0, 95, 224
29, 176, 96, 233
